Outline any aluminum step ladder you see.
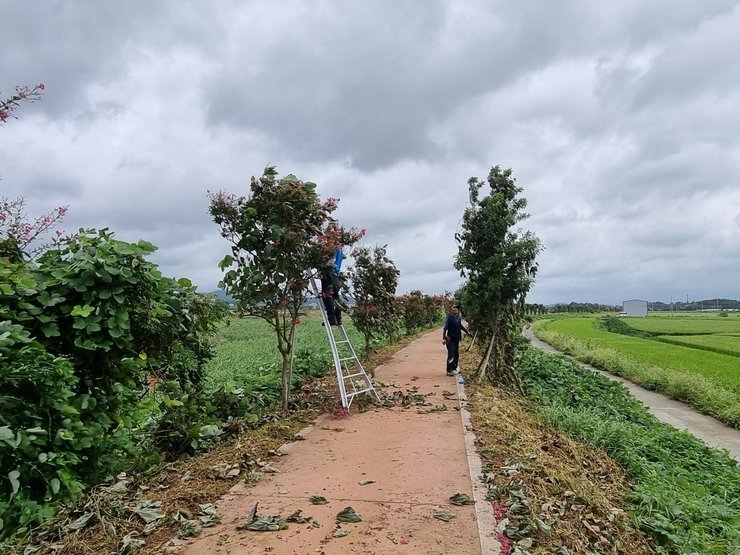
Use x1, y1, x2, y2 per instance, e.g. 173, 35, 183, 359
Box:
310, 277, 380, 410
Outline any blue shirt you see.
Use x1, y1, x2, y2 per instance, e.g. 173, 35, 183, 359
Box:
443, 315, 469, 341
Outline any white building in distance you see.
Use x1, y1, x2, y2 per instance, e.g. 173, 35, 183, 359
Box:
622, 299, 648, 317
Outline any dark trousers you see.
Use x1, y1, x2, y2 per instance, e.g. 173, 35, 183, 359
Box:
322, 295, 342, 325
446, 339, 460, 373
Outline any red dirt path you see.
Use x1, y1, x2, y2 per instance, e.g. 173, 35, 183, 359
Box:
169, 331, 491, 554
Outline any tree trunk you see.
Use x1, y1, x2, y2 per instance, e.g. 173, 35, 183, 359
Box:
474, 331, 495, 382
465, 330, 478, 352
281, 355, 290, 412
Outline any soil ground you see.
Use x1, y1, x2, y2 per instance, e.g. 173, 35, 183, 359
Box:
167, 332, 497, 554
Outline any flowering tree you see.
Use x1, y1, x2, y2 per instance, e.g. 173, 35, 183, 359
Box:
0, 197, 68, 260
0, 83, 44, 125
209, 166, 364, 411
455, 165, 541, 391
347, 245, 400, 354
396, 290, 446, 334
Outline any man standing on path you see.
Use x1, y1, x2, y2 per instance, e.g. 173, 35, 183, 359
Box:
442, 305, 470, 376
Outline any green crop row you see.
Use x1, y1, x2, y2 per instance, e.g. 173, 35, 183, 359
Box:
518, 347, 740, 554
620, 315, 740, 336
540, 318, 740, 392
655, 334, 740, 358
531, 320, 740, 428
205, 313, 369, 393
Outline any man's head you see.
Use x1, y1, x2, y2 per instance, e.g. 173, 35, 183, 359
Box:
450, 305, 459, 316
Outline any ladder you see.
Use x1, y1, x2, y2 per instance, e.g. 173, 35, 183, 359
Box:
309, 277, 380, 410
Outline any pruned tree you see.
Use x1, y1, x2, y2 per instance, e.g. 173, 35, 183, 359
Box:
347, 245, 400, 354
209, 166, 363, 411
455, 166, 542, 391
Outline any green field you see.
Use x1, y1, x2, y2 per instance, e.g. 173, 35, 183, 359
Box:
533, 314, 740, 427
619, 313, 740, 336
546, 318, 740, 391
205, 312, 366, 391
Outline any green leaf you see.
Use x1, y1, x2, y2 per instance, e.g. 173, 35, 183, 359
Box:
41, 323, 60, 337
309, 495, 328, 505
219, 255, 235, 270
70, 304, 94, 317
0, 427, 13, 441
68, 512, 94, 531
134, 501, 166, 523
335, 507, 362, 523
8, 470, 20, 495
50, 478, 61, 495
449, 493, 475, 506
136, 240, 156, 252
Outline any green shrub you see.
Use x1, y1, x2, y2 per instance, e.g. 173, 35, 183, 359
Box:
0, 229, 227, 539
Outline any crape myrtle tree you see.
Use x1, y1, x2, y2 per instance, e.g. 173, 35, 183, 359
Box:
347, 245, 400, 354
455, 166, 541, 391
397, 290, 446, 334
209, 166, 364, 411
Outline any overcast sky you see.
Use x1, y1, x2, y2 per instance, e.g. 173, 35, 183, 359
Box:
2, 1, 739, 305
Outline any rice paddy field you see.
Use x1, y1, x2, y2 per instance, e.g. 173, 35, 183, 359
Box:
532, 312, 740, 427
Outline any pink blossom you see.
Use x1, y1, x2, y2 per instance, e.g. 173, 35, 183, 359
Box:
37, 83, 45, 90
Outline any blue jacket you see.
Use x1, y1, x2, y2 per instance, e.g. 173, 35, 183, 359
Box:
443, 316, 469, 341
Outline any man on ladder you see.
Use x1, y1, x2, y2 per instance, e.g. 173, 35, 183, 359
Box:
312, 247, 379, 410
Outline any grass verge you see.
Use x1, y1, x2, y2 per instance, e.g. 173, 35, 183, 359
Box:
516, 347, 740, 554
463, 356, 653, 553
532, 320, 740, 428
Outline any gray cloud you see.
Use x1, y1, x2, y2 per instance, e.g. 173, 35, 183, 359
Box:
2, 1, 740, 305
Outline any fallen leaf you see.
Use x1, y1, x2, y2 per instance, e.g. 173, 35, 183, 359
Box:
449, 493, 475, 506
336, 507, 362, 523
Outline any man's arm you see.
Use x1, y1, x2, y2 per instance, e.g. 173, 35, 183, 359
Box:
442, 317, 449, 342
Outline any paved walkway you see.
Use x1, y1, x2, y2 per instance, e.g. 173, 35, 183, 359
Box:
524, 328, 740, 461
170, 332, 499, 554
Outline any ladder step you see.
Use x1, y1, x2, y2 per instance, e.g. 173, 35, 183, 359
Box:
346, 387, 375, 397
342, 372, 370, 381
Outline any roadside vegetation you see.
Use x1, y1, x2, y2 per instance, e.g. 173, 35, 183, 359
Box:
532, 316, 740, 428
515, 348, 740, 554
464, 341, 740, 554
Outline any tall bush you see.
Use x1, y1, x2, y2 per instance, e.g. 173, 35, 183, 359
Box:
455, 165, 541, 390
347, 245, 400, 353
396, 290, 445, 334
0, 229, 226, 538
